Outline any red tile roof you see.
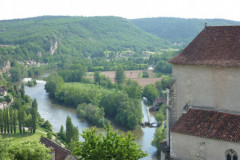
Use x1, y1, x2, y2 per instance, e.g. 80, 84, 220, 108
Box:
40, 137, 77, 160
169, 26, 240, 67
171, 109, 240, 143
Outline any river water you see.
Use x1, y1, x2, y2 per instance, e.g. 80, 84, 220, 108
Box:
24, 79, 159, 160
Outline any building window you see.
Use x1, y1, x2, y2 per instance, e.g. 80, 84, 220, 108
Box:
226, 149, 238, 160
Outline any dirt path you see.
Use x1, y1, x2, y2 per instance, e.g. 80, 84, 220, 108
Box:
36, 130, 47, 134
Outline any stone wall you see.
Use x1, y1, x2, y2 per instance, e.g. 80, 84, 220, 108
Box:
172, 64, 240, 121
170, 132, 240, 160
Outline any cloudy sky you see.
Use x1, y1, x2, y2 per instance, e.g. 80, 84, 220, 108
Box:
1, 0, 240, 21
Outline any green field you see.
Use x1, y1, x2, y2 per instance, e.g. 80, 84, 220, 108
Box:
0, 128, 47, 145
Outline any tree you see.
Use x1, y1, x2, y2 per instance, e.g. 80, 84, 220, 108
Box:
31, 99, 38, 133
77, 103, 106, 127
58, 125, 66, 141
124, 79, 142, 99
66, 116, 78, 144
20, 83, 25, 99
0, 110, 3, 133
94, 71, 101, 85
42, 120, 52, 132
45, 73, 64, 98
73, 125, 148, 160
142, 84, 158, 104
9, 108, 13, 133
155, 104, 166, 122
152, 123, 166, 151
13, 110, 17, 133
154, 60, 172, 74
10, 67, 22, 82
7, 140, 51, 160
115, 67, 125, 85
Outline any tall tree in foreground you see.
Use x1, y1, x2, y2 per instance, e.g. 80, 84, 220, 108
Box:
31, 99, 38, 133
66, 116, 79, 144
13, 110, 17, 133
73, 125, 147, 160
114, 67, 125, 85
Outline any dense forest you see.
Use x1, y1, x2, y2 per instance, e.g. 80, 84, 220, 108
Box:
0, 16, 171, 65
131, 17, 240, 47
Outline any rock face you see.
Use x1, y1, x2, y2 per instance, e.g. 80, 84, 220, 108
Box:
50, 40, 58, 55
0, 61, 10, 74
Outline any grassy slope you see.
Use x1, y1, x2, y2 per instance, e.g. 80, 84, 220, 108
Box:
0, 128, 47, 145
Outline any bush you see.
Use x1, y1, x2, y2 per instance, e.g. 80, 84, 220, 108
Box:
41, 120, 52, 132
77, 103, 107, 127
142, 71, 149, 78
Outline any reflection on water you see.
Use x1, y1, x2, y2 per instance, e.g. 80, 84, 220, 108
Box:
25, 81, 159, 160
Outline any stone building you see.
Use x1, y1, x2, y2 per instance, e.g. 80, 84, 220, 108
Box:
161, 26, 240, 160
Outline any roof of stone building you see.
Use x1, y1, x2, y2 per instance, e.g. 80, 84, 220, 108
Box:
171, 109, 240, 143
169, 26, 240, 67
40, 137, 77, 160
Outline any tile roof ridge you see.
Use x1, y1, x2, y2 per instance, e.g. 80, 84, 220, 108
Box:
40, 137, 71, 154
190, 106, 240, 116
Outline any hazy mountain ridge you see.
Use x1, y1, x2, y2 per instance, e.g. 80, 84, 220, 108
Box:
131, 17, 240, 47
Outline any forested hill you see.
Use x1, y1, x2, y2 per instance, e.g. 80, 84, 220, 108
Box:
0, 16, 170, 59
131, 17, 240, 47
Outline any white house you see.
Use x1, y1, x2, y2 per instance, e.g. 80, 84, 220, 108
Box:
161, 26, 240, 160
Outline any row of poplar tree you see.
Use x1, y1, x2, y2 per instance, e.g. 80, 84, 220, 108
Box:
0, 83, 38, 134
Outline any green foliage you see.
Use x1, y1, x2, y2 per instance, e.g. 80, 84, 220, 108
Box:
7, 140, 51, 160
124, 79, 142, 99
155, 60, 172, 74
152, 123, 166, 151
66, 116, 79, 144
0, 16, 171, 67
155, 104, 166, 122
77, 103, 107, 127
73, 125, 148, 160
131, 17, 240, 47
26, 79, 37, 87
10, 66, 25, 82
142, 84, 158, 104
161, 76, 172, 90
100, 92, 142, 129
59, 64, 87, 82
4, 94, 12, 102
142, 71, 149, 78
45, 73, 64, 98
56, 83, 111, 107
0, 138, 11, 159
94, 71, 101, 85
57, 125, 66, 141
47, 132, 53, 140
31, 99, 38, 133
115, 67, 125, 85
41, 120, 52, 132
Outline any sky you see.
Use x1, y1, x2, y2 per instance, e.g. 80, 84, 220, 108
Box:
1, 0, 240, 21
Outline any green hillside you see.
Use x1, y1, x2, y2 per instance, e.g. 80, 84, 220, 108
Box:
131, 17, 240, 47
0, 16, 171, 63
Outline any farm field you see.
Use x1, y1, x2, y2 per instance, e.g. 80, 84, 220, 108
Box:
98, 70, 161, 86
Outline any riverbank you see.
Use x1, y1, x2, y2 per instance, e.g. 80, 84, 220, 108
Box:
24, 79, 159, 160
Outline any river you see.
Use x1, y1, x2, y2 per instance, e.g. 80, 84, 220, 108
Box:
24, 78, 159, 160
